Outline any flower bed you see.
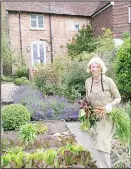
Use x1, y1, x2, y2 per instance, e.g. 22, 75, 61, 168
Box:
12, 85, 79, 121
1, 120, 97, 168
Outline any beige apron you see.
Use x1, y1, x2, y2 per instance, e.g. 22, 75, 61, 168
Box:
88, 90, 113, 154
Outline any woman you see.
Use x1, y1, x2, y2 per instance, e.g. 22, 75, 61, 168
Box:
85, 56, 121, 168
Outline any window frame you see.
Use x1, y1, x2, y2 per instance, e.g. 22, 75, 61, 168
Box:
30, 14, 45, 30
31, 41, 46, 66
129, 7, 131, 23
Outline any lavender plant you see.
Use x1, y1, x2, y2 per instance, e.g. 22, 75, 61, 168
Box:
12, 85, 80, 121
12, 85, 45, 116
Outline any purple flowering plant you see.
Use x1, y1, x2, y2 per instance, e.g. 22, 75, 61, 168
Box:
12, 85, 80, 121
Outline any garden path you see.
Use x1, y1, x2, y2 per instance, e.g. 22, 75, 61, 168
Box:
1, 82, 19, 103
66, 121, 98, 162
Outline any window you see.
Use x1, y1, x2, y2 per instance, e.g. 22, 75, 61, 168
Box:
74, 24, 80, 31
31, 41, 46, 66
129, 7, 131, 23
30, 14, 44, 29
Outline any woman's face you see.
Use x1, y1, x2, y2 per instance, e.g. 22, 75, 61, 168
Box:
90, 62, 101, 77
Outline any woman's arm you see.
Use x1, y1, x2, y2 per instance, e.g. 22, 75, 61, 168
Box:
109, 78, 121, 106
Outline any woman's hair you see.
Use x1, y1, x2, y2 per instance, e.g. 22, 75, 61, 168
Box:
87, 56, 107, 74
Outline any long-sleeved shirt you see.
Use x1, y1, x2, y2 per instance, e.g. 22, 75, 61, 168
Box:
85, 75, 121, 106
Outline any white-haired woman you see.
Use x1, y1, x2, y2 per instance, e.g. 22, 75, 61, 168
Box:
85, 56, 121, 168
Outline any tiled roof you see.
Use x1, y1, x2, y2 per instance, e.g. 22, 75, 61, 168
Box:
5, 1, 110, 16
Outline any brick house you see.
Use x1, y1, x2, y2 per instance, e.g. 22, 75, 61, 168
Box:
2, 1, 131, 76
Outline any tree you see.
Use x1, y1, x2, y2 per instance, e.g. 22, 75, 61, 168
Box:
67, 24, 96, 60
2, 29, 25, 75
115, 38, 131, 103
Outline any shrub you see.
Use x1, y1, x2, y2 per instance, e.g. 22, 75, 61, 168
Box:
14, 78, 23, 85
16, 66, 29, 78
21, 79, 31, 85
1, 75, 14, 82
20, 77, 28, 81
115, 38, 131, 103
14, 77, 30, 86
61, 60, 90, 97
2, 104, 30, 130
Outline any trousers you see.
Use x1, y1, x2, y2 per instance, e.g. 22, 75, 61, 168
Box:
96, 150, 111, 168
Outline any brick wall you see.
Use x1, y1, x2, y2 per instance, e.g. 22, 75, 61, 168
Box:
91, 6, 113, 37
51, 15, 90, 58
8, 12, 90, 75
112, 1, 131, 38
91, 2, 131, 39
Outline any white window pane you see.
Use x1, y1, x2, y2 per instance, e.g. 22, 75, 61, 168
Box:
33, 44, 38, 63
38, 16, 44, 28
31, 20, 37, 27
39, 44, 44, 62
31, 15, 36, 20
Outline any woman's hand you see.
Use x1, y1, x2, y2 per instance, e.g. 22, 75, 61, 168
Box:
105, 103, 112, 113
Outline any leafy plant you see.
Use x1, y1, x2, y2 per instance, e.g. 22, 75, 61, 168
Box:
1, 75, 15, 82
19, 123, 37, 144
61, 60, 90, 97
78, 109, 91, 131
1, 142, 97, 168
115, 38, 131, 103
16, 66, 29, 78
109, 107, 130, 144
2, 104, 30, 130
20, 77, 28, 81
34, 122, 48, 134
14, 78, 23, 85
5, 146, 23, 154
95, 28, 114, 53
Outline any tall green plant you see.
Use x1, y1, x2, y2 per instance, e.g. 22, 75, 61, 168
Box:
115, 38, 131, 103
95, 28, 114, 54
67, 24, 96, 60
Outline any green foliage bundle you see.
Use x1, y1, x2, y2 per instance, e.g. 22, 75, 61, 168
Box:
2, 104, 30, 130
78, 109, 91, 131
109, 107, 130, 144
67, 24, 96, 59
115, 38, 131, 102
